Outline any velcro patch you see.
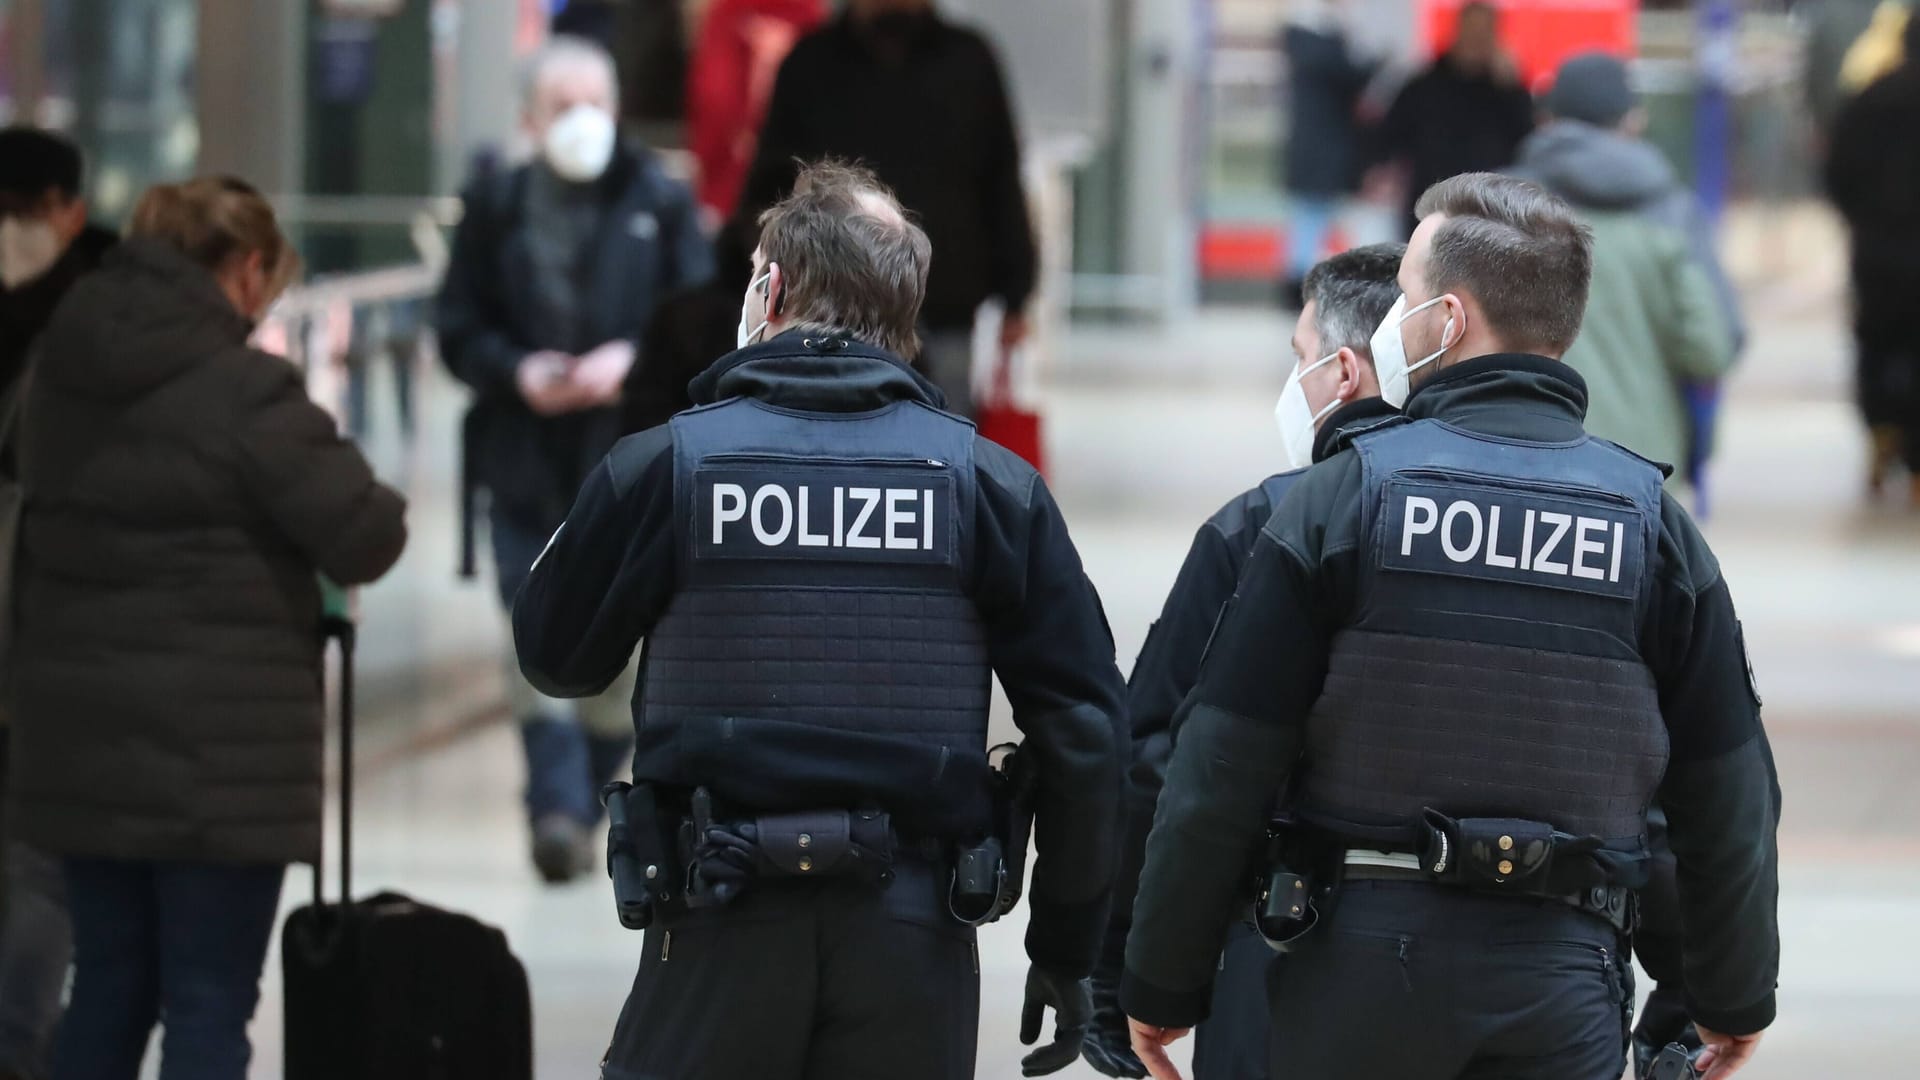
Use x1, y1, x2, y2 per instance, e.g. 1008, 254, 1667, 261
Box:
1379, 478, 1643, 600
693, 465, 955, 565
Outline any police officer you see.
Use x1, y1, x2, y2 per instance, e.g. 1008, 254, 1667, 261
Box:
1081, 244, 1404, 1080
513, 161, 1126, 1080
1123, 174, 1780, 1080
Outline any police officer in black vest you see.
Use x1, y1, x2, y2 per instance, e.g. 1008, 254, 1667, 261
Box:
513, 161, 1126, 1080
1081, 244, 1404, 1080
1122, 174, 1780, 1080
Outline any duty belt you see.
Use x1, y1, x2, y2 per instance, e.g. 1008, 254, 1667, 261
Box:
1336, 809, 1638, 935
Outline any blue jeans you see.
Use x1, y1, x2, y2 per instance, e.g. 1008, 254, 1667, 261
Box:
54, 859, 284, 1080
1288, 195, 1341, 281
492, 509, 633, 826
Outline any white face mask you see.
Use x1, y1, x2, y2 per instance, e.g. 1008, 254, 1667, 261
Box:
1369, 293, 1456, 408
0, 217, 63, 290
542, 103, 617, 183
1273, 350, 1343, 470
736, 269, 774, 349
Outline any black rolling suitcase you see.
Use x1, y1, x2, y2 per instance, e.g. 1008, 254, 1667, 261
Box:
282, 616, 534, 1080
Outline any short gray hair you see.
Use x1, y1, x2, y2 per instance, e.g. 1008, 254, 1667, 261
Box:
1303, 243, 1406, 355
520, 35, 618, 109
1414, 173, 1593, 355
757, 160, 932, 358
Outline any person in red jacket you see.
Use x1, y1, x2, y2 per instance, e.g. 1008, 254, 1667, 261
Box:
687, 0, 827, 220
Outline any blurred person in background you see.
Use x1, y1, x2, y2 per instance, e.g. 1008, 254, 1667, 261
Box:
1372, 1, 1535, 236
1515, 53, 1739, 495
1080, 244, 1405, 1080
622, 218, 756, 435
0, 124, 118, 1080
435, 35, 713, 883
8, 176, 407, 1080
686, 0, 826, 222
1826, 12, 1920, 502
1803, 0, 1895, 150
1279, 1, 1378, 308
740, 0, 1038, 418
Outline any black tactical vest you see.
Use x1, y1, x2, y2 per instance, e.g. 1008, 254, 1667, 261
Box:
638, 395, 993, 816
1299, 419, 1670, 847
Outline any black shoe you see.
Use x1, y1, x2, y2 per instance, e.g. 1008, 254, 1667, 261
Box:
531, 813, 592, 884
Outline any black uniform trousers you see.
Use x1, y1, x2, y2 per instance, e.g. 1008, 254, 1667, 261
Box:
601, 858, 979, 1080
1191, 922, 1274, 1080
1266, 881, 1630, 1080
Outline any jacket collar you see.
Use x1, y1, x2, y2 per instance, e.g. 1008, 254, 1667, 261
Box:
687, 330, 947, 413
1313, 396, 1400, 463
1404, 353, 1590, 441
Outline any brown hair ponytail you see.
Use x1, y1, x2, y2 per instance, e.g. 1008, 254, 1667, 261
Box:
128, 176, 301, 297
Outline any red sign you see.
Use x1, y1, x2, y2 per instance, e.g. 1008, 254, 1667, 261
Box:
1421, 0, 1639, 91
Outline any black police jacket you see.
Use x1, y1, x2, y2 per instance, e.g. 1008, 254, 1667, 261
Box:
1122, 356, 1781, 1037
513, 331, 1128, 976
1102, 398, 1399, 970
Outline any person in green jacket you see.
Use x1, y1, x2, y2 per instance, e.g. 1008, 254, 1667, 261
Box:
1514, 53, 1737, 494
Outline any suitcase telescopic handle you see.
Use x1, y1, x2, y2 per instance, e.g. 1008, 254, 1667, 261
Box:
320, 615, 356, 912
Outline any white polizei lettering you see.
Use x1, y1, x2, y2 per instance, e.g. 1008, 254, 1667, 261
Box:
797, 487, 829, 546
750, 485, 793, 545
1534, 512, 1572, 575
923, 490, 933, 549
1440, 501, 1484, 563
846, 488, 882, 549
885, 489, 919, 550
1610, 521, 1625, 583
1520, 509, 1535, 571
712, 483, 747, 544
834, 486, 846, 545
1483, 505, 1517, 569
1401, 496, 1439, 556
1572, 517, 1609, 581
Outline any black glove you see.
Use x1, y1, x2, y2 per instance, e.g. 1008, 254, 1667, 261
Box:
694, 824, 759, 904
1019, 965, 1094, 1077
1080, 966, 1146, 1078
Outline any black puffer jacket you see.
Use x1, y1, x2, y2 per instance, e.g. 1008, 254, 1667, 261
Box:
7, 238, 408, 865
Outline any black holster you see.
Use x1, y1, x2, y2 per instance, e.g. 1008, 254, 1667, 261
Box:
948, 742, 1037, 925
603, 781, 686, 930
1253, 813, 1339, 951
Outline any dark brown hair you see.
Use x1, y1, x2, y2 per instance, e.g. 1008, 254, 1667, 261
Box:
128, 176, 301, 296
1414, 173, 1593, 355
756, 160, 932, 358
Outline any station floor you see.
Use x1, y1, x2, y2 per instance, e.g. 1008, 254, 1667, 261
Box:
229, 242, 1917, 1079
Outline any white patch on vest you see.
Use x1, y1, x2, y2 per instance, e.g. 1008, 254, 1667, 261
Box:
1399, 494, 1627, 584
710, 481, 941, 551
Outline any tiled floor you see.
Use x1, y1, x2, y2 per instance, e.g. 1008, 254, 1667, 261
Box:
220, 258, 1917, 1078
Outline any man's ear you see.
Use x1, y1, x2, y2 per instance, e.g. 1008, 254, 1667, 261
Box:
1336, 346, 1368, 400
1440, 293, 1469, 349
766, 261, 785, 315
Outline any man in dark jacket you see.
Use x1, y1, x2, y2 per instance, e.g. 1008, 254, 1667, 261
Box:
515, 161, 1124, 1080
1826, 13, 1920, 503
0, 128, 117, 396
1124, 175, 1779, 1080
1080, 245, 1403, 1080
436, 35, 714, 882
0, 126, 116, 1080
1373, 2, 1535, 234
739, 0, 1038, 418
1280, 3, 1377, 303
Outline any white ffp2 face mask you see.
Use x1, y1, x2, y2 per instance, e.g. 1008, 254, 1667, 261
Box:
736, 269, 774, 349
1273, 350, 1343, 470
1369, 293, 1455, 408
543, 104, 617, 183
0, 217, 63, 290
